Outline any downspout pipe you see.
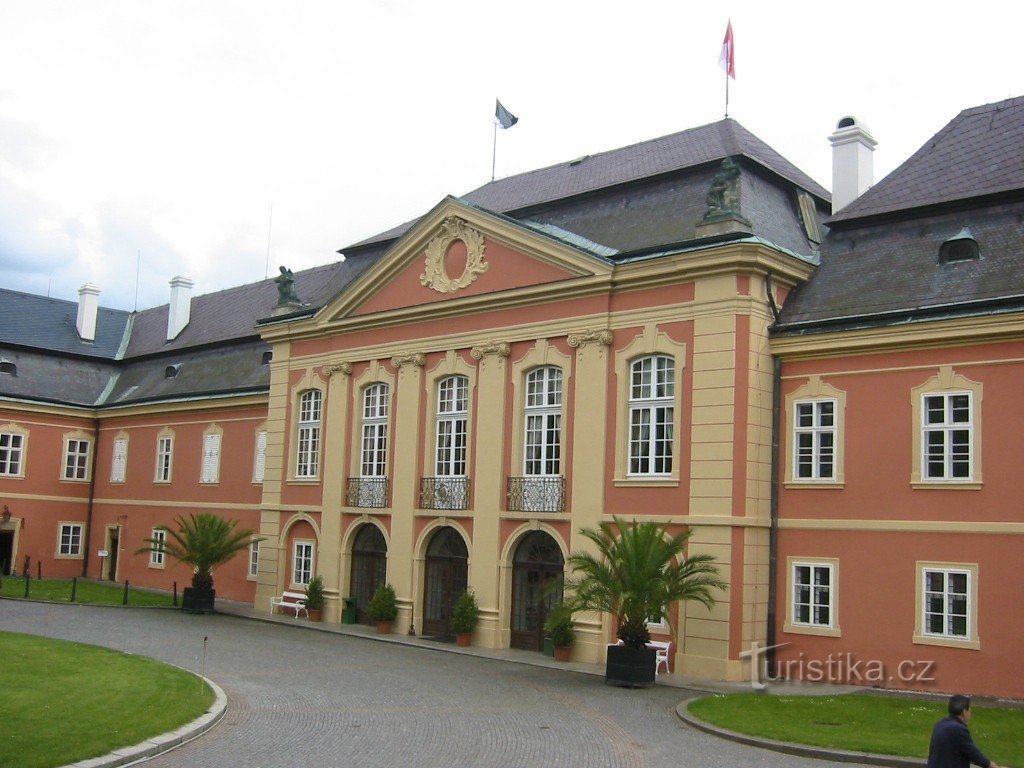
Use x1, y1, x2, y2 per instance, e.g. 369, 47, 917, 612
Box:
766, 354, 781, 675
81, 417, 100, 578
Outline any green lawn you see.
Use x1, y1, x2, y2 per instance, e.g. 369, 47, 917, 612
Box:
0, 631, 215, 768
689, 694, 1023, 765
0, 577, 174, 606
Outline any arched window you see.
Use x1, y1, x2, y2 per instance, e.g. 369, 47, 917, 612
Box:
628, 355, 674, 475
296, 390, 322, 478
524, 366, 562, 476
435, 376, 468, 477
361, 383, 389, 477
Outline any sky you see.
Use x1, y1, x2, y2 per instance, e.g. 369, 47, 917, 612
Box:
1, 1, 1021, 312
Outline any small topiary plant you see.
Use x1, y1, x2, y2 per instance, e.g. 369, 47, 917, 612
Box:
367, 583, 397, 622
304, 575, 325, 612
450, 589, 479, 634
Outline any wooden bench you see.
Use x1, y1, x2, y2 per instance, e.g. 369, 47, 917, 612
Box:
270, 590, 308, 619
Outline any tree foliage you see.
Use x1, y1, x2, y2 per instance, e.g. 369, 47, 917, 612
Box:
137, 512, 259, 590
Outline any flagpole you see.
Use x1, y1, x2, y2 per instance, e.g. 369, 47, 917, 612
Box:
491, 121, 498, 181
725, 71, 729, 119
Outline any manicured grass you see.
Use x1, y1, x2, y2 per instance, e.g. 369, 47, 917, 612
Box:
0, 577, 175, 606
689, 694, 1023, 765
0, 631, 214, 768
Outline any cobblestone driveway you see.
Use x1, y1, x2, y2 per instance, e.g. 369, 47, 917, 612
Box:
1, 601, 860, 768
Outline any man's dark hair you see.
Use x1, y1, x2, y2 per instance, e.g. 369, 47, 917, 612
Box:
949, 694, 971, 716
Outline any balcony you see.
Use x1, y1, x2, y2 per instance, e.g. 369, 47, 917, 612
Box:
419, 477, 470, 511
506, 476, 564, 513
346, 477, 390, 508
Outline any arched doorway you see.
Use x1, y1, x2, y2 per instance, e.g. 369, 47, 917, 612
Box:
510, 530, 564, 651
422, 526, 468, 639
350, 524, 387, 625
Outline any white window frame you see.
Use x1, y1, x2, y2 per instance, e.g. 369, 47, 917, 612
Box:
63, 438, 91, 481
155, 434, 174, 483
435, 376, 468, 477
793, 399, 836, 481
149, 528, 166, 567
792, 562, 835, 628
628, 355, 675, 476
296, 390, 322, 479
200, 430, 222, 484
253, 429, 268, 483
922, 567, 971, 640
0, 430, 26, 477
57, 522, 84, 558
360, 383, 389, 478
921, 392, 973, 482
110, 437, 128, 484
292, 540, 314, 586
524, 366, 562, 477
248, 538, 260, 579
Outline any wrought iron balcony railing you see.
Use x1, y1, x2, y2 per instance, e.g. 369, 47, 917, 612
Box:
419, 477, 470, 510
346, 477, 390, 508
506, 476, 564, 513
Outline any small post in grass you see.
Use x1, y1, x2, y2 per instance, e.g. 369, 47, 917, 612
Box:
37, 560, 41, 580
173, 581, 178, 606
70, 577, 78, 603
23, 572, 30, 598
200, 636, 208, 693
122, 580, 129, 605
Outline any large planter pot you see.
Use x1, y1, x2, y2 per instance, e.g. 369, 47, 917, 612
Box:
182, 587, 216, 614
553, 645, 572, 662
307, 608, 323, 622
455, 632, 472, 647
375, 620, 392, 634
605, 644, 656, 688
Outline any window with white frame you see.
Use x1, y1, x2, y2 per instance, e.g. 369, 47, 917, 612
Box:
792, 562, 834, 627
794, 400, 836, 480
63, 438, 90, 480
150, 528, 166, 566
922, 567, 970, 639
248, 539, 260, 578
361, 383, 389, 477
0, 431, 25, 477
435, 376, 468, 476
58, 523, 83, 557
922, 393, 972, 480
628, 355, 674, 475
200, 431, 222, 484
110, 437, 128, 483
253, 429, 267, 483
524, 366, 562, 476
292, 541, 313, 585
296, 390, 322, 478
155, 435, 173, 482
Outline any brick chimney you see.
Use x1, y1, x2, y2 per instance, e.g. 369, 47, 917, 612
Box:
829, 116, 877, 213
167, 276, 194, 340
76, 283, 100, 341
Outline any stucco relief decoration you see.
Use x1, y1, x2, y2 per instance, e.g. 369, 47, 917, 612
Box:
391, 352, 426, 369
567, 329, 613, 348
324, 362, 353, 377
420, 217, 489, 294
470, 342, 511, 360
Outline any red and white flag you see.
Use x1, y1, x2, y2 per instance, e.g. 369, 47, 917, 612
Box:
719, 20, 736, 79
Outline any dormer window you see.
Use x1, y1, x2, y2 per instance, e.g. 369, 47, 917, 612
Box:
0, 360, 15, 376
165, 364, 182, 379
939, 228, 981, 264
262, 351, 273, 366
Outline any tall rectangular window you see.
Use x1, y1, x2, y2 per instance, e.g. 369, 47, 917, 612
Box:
0, 432, 25, 476
361, 384, 389, 477
923, 568, 970, 639
794, 400, 836, 480
923, 393, 972, 480
436, 376, 468, 477
58, 523, 83, 557
253, 430, 267, 483
110, 437, 128, 483
150, 528, 166, 566
524, 366, 562, 476
296, 390, 322, 478
201, 432, 222, 484
292, 541, 313, 585
249, 539, 260, 578
156, 435, 173, 482
628, 355, 674, 475
63, 439, 90, 480
792, 563, 834, 627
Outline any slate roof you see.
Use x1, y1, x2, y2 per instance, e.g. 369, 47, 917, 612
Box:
830, 96, 1024, 224
350, 119, 831, 251
0, 289, 131, 360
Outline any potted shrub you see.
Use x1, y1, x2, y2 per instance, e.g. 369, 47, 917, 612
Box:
561, 516, 725, 687
367, 583, 397, 633
450, 589, 479, 646
138, 512, 260, 614
304, 575, 325, 622
544, 604, 575, 662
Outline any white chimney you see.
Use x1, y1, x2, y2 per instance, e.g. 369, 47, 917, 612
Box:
829, 116, 877, 213
167, 275, 194, 340
76, 283, 101, 341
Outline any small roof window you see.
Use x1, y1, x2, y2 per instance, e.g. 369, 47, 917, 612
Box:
939, 227, 981, 264
165, 363, 182, 379
261, 351, 273, 366
0, 359, 16, 376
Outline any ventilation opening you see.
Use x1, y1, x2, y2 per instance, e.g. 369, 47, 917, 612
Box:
165, 364, 182, 378
261, 351, 273, 365
939, 228, 981, 263
0, 360, 15, 376
837, 116, 856, 129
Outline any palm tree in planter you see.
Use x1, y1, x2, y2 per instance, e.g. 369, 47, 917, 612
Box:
367, 583, 398, 633
304, 575, 325, 622
138, 512, 260, 614
561, 516, 725, 687
450, 589, 479, 646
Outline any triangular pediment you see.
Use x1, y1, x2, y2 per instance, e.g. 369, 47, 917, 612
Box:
319, 197, 613, 324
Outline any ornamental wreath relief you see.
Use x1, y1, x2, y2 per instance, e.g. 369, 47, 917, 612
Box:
420, 217, 489, 294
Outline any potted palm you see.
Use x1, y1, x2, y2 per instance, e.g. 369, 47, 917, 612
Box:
138, 512, 260, 614
544, 603, 575, 662
367, 583, 397, 633
304, 575, 325, 622
561, 516, 725, 687
450, 589, 479, 646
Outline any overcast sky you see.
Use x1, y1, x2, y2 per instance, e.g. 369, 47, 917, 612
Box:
1, 1, 1021, 312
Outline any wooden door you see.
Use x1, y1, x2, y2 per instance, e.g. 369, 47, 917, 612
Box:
422, 527, 468, 638
510, 531, 564, 651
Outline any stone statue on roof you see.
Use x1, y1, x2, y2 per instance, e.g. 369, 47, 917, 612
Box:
703, 157, 742, 220
274, 266, 300, 306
